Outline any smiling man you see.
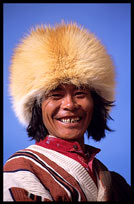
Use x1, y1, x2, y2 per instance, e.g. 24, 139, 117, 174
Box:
41, 84, 94, 143
4, 22, 131, 201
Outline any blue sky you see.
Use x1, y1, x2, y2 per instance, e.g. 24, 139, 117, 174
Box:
4, 3, 131, 185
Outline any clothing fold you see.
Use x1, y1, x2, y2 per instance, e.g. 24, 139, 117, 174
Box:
3, 143, 131, 201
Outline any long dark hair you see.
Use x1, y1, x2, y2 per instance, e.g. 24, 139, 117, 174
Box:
27, 90, 114, 142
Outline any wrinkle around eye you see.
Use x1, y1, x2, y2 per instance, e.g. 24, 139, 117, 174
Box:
49, 94, 63, 100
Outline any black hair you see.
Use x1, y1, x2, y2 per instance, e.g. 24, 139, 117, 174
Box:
87, 91, 114, 141
27, 100, 48, 142
26, 90, 114, 142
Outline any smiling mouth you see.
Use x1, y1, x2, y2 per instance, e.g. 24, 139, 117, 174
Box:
57, 117, 82, 124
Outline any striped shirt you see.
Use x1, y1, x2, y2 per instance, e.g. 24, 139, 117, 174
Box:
3, 144, 131, 201
36, 135, 100, 185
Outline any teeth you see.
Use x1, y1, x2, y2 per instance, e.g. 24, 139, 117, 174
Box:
71, 117, 80, 123
60, 117, 80, 123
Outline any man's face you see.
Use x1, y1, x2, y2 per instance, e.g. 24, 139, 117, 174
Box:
42, 84, 94, 140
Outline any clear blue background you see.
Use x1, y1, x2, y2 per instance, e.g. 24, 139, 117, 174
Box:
4, 3, 131, 185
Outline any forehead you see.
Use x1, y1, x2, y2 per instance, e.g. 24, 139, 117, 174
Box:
51, 84, 89, 92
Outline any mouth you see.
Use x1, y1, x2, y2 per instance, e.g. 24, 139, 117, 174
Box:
57, 117, 82, 124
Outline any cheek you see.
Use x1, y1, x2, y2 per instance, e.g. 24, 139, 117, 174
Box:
41, 100, 59, 133
42, 100, 52, 127
84, 99, 94, 122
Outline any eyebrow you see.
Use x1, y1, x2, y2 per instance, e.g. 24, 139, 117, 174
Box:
51, 87, 64, 92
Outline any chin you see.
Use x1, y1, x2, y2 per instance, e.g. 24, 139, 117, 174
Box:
56, 132, 83, 140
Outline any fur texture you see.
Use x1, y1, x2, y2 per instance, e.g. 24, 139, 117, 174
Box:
9, 22, 115, 126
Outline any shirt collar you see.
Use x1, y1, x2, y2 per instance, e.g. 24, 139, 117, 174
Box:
36, 135, 100, 159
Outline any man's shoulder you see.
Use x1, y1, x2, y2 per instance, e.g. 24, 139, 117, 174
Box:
94, 158, 132, 201
3, 144, 57, 171
110, 171, 131, 199
3, 145, 37, 171
94, 158, 130, 186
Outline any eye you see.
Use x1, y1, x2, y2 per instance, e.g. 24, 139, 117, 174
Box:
52, 93, 62, 97
75, 91, 87, 98
50, 93, 63, 100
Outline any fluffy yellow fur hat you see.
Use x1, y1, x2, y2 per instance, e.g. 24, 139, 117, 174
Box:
9, 22, 115, 126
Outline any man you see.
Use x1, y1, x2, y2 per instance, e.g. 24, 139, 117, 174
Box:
4, 22, 131, 201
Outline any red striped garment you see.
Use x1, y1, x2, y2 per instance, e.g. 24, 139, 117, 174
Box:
36, 135, 100, 185
3, 144, 131, 201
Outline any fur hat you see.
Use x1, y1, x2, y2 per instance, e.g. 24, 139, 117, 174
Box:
9, 22, 115, 126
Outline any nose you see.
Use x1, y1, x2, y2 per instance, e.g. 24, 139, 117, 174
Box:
61, 94, 80, 111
